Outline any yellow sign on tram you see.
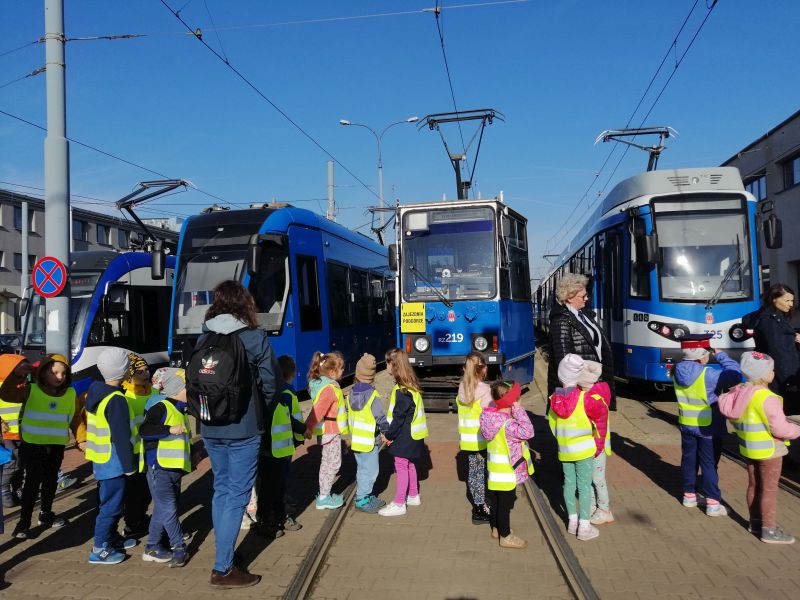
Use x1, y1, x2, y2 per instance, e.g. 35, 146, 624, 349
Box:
400, 302, 426, 333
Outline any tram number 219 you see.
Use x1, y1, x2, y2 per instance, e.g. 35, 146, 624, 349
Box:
633, 313, 650, 322
438, 333, 464, 343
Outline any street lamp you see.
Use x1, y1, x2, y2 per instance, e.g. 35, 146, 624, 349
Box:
339, 116, 419, 227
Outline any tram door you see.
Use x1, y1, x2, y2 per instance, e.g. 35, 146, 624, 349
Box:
596, 230, 625, 364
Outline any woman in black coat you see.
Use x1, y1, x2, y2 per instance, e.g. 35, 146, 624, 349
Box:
547, 273, 616, 410
750, 283, 800, 414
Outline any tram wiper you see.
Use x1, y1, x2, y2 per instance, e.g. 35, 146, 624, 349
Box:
408, 264, 453, 307
705, 258, 744, 311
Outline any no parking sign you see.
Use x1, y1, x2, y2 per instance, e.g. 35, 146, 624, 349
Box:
32, 256, 68, 298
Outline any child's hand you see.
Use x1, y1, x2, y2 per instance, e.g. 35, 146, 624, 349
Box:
304, 429, 313, 440
77, 441, 87, 453
169, 425, 185, 435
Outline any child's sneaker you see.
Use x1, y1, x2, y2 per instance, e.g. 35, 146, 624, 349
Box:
567, 518, 578, 535
111, 536, 138, 550
761, 527, 795, 545
12, 525, 31, 540
406, 495, 421, 506
577, 523, 600, 541
315, 494, 344, 510
705, 503, 728, 518
682, 493, 698, 508
590, 508, 614, 525
168, 547, 188, 568
471, 505, 491, 525
38, 511, 67, 528
355, 495, 384, 514
89, 546, 125, 565
748, 519, 762, 535
499, 532, 528, 549
142, 546, 172, 563
56, 471, 77, 491
378, 502, 406, 517
491, 527, 499, 540
283, 517, 303, 531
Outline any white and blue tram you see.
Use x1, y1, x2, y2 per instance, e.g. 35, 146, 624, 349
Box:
536, 167, 764, 385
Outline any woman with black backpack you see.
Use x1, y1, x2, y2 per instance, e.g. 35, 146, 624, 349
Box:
189, 280, 278, 589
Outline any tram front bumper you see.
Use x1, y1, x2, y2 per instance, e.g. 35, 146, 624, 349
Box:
407, 353, 504, 367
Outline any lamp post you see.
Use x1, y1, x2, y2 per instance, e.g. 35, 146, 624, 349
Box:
339, 116, 418, 227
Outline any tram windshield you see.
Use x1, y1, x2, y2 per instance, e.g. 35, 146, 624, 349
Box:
654, 200, 751, 302
401, 206, 497, 301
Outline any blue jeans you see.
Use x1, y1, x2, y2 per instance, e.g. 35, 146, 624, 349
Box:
680, 432, 723, 501
204, 435, 260, 573
94, 475, 126, 549
146, 465, 184, 550
354, 444, 380, 501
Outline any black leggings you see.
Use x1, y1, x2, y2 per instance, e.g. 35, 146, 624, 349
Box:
487, 488, 517, 538
18, 442, 65, 528
256, 455, 290, 528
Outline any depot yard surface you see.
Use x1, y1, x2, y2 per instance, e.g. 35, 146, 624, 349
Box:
2, 355, 800, 599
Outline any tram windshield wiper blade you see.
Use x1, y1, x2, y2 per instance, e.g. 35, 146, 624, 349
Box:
705, 258, 744, 311
409, 264, 453, 307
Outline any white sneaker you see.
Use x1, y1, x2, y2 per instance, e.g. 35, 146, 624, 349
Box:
577, 523, 600, 541
590, 508, 615, 525
378, 502, 407, 517
406, 495, 421, 506
567, 518, 578, 535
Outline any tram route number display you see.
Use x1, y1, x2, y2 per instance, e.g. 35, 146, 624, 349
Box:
400, 302, 426, 333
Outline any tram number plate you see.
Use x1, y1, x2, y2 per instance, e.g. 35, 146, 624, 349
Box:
633, 313, 650, 322
438, 333, 464, 343
704, 329, 723, 340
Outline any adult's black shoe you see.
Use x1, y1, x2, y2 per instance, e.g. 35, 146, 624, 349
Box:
209, 566, 261, 589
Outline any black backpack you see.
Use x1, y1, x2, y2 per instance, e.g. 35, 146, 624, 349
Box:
186, 329, 251, 424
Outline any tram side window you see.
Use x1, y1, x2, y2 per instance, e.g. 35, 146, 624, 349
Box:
351, 268, 370, 323
249, 246, 289, 332
88, 286, 131, 345
608, 232, 623, 321
326, 262, 351, 329
369, 273, 386, 323
508, 245, 531, 301
629, 226, 651, 299
296, 255, 322, 332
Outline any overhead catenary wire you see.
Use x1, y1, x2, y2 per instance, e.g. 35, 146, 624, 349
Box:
0, 39, 40, 59
0, 66, 46, 91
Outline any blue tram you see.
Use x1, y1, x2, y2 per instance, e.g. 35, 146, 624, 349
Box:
390, 198, 535, 409
536, 167, 764, 385
166, 204, 394, 391
21, 250, 176, 394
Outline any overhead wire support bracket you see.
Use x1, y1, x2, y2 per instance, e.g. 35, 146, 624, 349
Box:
594, 126, 678, 172
420, 108, 504, 200
115, 179, 189, 251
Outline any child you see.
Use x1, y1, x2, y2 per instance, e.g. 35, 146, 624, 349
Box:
256, 355, 305, 536
139, 368, 191, 566
347, 353, 389, 514
719, 351, 800, 544
673, 334, 741, 516
479, 380, 534, 548
304, 351, 349, 510
0, 355, 33, 509
577, 360, 614, 525
456, 351, 492, 524
379, 348, 428, 517
84, 348, 137, 564
549, 354, 606, 541
122, 353, 155, 538
13, 354, 84, 540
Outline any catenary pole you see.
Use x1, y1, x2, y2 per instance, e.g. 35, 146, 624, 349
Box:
43, 0, 71, 357
21, 201, 29, 300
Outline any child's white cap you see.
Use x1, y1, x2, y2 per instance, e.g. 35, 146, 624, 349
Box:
739, 351, 774, 381
558, 354, 584, 387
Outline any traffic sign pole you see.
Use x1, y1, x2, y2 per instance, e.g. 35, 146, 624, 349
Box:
44, 0, 71, 358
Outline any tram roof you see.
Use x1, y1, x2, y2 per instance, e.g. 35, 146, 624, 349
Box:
396, 197, 525, 221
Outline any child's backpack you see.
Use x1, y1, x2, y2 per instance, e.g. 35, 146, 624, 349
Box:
186, 329, 251, 424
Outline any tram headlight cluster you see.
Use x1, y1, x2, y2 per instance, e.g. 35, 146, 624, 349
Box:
647, 320, 690, 341
414, 337, 430, 353
473, 336, 489, 352
728, 323, 753, 342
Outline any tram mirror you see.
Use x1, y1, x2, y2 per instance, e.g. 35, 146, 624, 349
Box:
17, 298, 29, 318
388, 244, 398, 271
151, 241, 165, 280
501, 216, 512, 238
248, 234, 261, 275
764, 214, 783, 249
645, 233, 660, 265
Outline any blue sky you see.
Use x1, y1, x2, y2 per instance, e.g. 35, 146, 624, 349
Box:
1, 1, 799, 280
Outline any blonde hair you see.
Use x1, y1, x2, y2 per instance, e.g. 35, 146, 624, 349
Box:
556, 273, 589, 304
460, 351, 488, 404
307, 351, 344, 381
385, 348, 420, 393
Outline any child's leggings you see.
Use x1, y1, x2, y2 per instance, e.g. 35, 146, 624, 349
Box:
590, 452, 610, 511
487, 488, 516, 537
393, 457, 418, 504
562, 456, 594, 520
746, 456, 782, 528
466, 450, 486, 507
319, 435, 342, 496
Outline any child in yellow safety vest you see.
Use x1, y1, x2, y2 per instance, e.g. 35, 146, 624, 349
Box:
456, 351, 493, 525
255, 355, 306, 537
549, 354, 607, 542
84, 348, 137, 565
719, 351, 800, 544
479, 380, 534, 549
305, 350, 349, 510
0, 354, 33, 511
348, 353, 389, 514
139, 368, 192, 566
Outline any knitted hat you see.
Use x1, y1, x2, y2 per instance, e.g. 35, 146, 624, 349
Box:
577, 360, 602, 389
158, 368, 186, 399
127, 353, 148, 380
355, 353, 376, 384
151, 367, 168, 391
96, 348, 130, 382
558, 354, 585, 387
494, 381, 522, 409
739, 351, 774, 382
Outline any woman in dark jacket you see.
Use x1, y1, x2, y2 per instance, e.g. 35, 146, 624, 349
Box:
547, 273, 616, 410
751, 283, 800, 414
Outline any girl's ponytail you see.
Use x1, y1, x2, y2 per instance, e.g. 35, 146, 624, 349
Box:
307, 351, 325, 382
461, 351, 487, 404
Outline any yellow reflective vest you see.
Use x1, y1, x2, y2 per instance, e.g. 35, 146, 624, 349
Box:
673, 367, 713, 427
86, 391, 134, 464
387, 385, 428, 440
20, 384, 76, 446
589, 391, 612, 457
347, 390, 380, 452
271, 390, 297, 458
0, 395, 22, 437
456, 395, 487, 451
125, 389, 154, 456
153, 400, 191, 472
486, 420, 534, 491
548, 391, 596, 462
311, 383, 350, 436
731, 388, 790, 460
285, 388, 304, 443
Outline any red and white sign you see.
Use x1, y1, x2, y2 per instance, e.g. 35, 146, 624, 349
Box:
32, 256, 68, 298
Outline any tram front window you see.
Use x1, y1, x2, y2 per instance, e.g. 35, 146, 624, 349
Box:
23, 293, 90, 350
248, 246, 289, 333
402, 207, 497, 301
655, 207, 751, 301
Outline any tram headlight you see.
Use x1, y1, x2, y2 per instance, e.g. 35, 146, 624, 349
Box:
473, 336, 489, 352
729, 324, 750, 342
414, 337, 430, 353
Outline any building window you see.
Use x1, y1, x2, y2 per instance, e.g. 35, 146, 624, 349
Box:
13, 254, 35, 271
73, 219, 88, 241
745, 174, 767, 200
0, 251, 5, 268
118, 228, 130, 249
784, 156, 800, 189
13, 206, 35, 231
97, 224, 109, 245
